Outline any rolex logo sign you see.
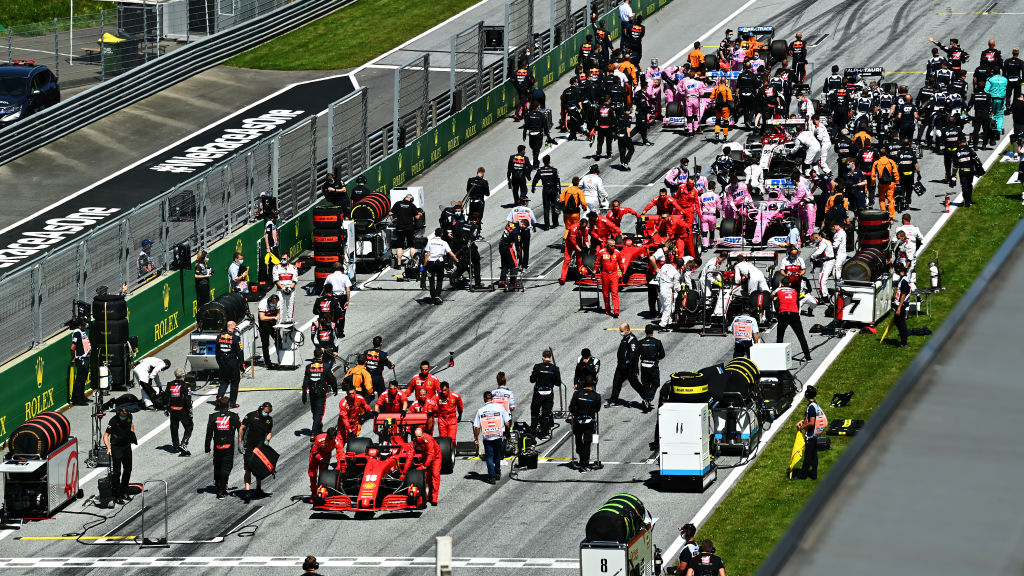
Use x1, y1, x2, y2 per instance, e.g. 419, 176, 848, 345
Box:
35, 356, 44, 388
163, 284, 171, 312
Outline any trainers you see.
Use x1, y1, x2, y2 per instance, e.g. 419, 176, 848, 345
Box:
243, 492, 251, 504
179, 449, 191, 457
642, 400, 653, 413
486, 477, 497, 485
217, 491, 226, 500
254, 488, 268, 498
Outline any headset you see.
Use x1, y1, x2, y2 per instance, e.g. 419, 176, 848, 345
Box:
303, 556, 319, 571
260, 401, 273, 412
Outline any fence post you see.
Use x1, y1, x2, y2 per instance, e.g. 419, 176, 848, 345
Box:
476, 22, 484, 98
361, 89, 369, 174
143, 0, 150, 62
450, 33, 457, 111
100, 10, 105, 83
271, 136, 280, 198
503, 2, 511, 81
550, 0, 557, 47
423, 53, 431, 130
54, 18, 60, 80
586, 0, 592, 27
392, 67, 400, 154
309, 115, 317, 204
225, 166, 234, 231
246, 150, 255, 219
327, 102, 335, 177
34, 265, 43, 347
7, 27, 11, 63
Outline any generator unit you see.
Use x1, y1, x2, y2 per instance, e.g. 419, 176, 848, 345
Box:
837, 275, 892, 324
658, 403, 716, 491
186, 319, 256, 374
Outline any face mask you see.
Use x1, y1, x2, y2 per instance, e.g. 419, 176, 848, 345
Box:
119, 414, 128, 420
237, 259, 244, 265
262, 410, 271, 417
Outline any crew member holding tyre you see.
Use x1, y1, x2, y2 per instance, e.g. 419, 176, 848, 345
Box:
272, 253, 298, 324
410, 427, 442, 505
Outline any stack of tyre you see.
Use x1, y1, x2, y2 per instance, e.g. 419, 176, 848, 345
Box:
9, 411, 71, 457
312, 204, 348, 292
584, 493, 648, 543
91, 291, 131, 390
856, 210, 890, 251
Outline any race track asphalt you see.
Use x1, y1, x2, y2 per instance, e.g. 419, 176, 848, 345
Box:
1, 0, 1020, 574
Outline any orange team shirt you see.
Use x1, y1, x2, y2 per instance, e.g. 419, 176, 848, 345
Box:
619, 61, 639, 85
711, 85, 733, 105
688, 49, 706, 69
745, 39, 765, 58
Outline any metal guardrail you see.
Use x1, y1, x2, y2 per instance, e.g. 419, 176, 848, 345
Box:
0, 0, 355, 166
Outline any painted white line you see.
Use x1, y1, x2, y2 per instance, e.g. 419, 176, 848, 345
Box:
0, 556, 579, 569
662, 328, 857, 561
349, 0, 493, 77
364, 64, 481, 73
0, 73, 357, 237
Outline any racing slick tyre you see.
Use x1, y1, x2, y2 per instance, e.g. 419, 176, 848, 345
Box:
437, 437, 455, 474
771, 269, 785, 289
318, 469, 341, 491
704, 53, 719, 71
719, 217, 738, 237
347, 437, 371, 455
313, 205, 346, 226
406, 469, 427, 507
92, 293, 128, 322
92, 318, 130, 344
665, 101, 682, 117
857, 210, 890, 230
770, 40, 788, 63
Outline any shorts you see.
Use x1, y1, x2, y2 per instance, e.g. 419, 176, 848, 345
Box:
393, 228, 416, 249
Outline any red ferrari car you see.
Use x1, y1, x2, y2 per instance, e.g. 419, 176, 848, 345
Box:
312, 412, 454, 513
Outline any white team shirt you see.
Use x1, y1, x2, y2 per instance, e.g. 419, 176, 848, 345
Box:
324, 271, 352, 294
473, 402, 512, 441
425, 237, 452, 262
811, 238, 835, 260
133, 357, 165, 383
491, 386, 516, 411
507, 206, 538, 226
656, 263, 681, 291
272, 263, 298, 287
257, 294, 280, 314
580, 174, 609, 211
618, 1, 634, 22
832, 229, 848, 262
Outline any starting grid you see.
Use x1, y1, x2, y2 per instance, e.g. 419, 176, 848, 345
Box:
0, 556, 579, 570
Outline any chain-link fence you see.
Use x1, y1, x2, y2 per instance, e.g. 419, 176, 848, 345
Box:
451, 21, 485, 108
4, 0, 289, 91
0, 0, 632, 366
328, 88, 369, 181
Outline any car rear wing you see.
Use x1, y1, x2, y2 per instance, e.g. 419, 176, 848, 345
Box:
707, 71, 741, 79
844, 67, 885, 78
764, 118, 808, 127
737, 26, 774, 34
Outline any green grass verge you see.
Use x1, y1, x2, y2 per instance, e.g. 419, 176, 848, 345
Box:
692, 150, 1023, 576
0, 1, 106, 29
226, 0, 481, 70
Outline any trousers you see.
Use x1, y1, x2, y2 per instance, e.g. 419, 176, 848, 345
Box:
610, 365, 644, 402
212, 447, 234, 491
573, 421, 596, 466
169, 408, 193, 449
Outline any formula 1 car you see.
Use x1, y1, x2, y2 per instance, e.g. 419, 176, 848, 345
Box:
717, 197, 792, 248
736, 26, 788, 65
698, 250, 779, 333
312, 412, 453, 513
751, 119, 813, 178
662, 72, 740, 131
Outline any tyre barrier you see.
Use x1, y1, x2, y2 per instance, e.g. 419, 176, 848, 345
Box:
9, 411, 71, 458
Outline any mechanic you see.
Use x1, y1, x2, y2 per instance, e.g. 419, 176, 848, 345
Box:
312, 283, 344, 336
664, 157, 690, 192
137, 239, 155, 279
424, 228, 458, 305
363, 336, 394, 396
723, 176, 753, 221
968, 84, 994, 147
409, 427, 442, 505
809, 230, 837, 299
893, 138, 921, 212
530, 156, 561, 229
677, 524, 701, 576
558, 176, 587, 231
133, 356, 171, 409
103, 405, 136, 504
228, 252, 247, 294
794, 385, 827, 480
409, 388, 439, 435
788, 32, 808, 81
624, 15, 645, 64
328, 267, 353, 336
322, 173, 348, 215
832, 222, 849, 271
465, 167, 491, 218
870, 146, 901, 219
615, 103, 635, 169
272, 252, 298, 324
941, 114, 965, 184
729, 305, 760, 358
308, 427, 342, 493
574, 349, 601, 388
681, 71, 707, 136
302, 556, 322, 574
643, 188, 684, 217
337, 387, 371, 445
347, 174, 370, 203
894, 231, 916, 270
986, 65, 1008, 143
450, 212, 483, 289
375, 380, 409, 413
789, 172, 816, 241
955, 136, 983, 207
597, 237, 624, 317
69, 318, 91, 406
581, 164, 610, 213
895, 214, 924, 258
569, 376, 602, 472
391, 193, 422, 271
774, 277, 812, 361
508, 197, 538, 269
436, 382, 464, 442
636, 324, 664, 412
488, 371, 516, 416
697, 181, 722, 247
688, 540, 727, 576
256, 293, 281, 369
506, 144, 534, 204
593, 96, 617, 159
734, 253, 769, 295
710, 77, 734, 141
529, 350, 562, 437
522, 101, 552, 165
1006, 49, 1024, 107
890, 262, 913, 348
166, 369, 194, 456
473, 390, 511, 484
512, 57, 535, 120
240, 402, 273, 504
408, 360, 441, 399
204, 396, 241, 500
310, 313, 338, 371
579, 35, 596, 69
560, 218, 590, 285
560, 76, 582, 134
302, 348, 338, 440
606, 322, 644, 408
733, 63, 758, 129
498, 220, 528, 288
654, 255, 681, 329
194, 251, 213, 316
606, 200, 639, 230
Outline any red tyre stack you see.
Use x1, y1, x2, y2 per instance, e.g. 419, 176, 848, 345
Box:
312, 205, 348, 292
857, 210, 891, 251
